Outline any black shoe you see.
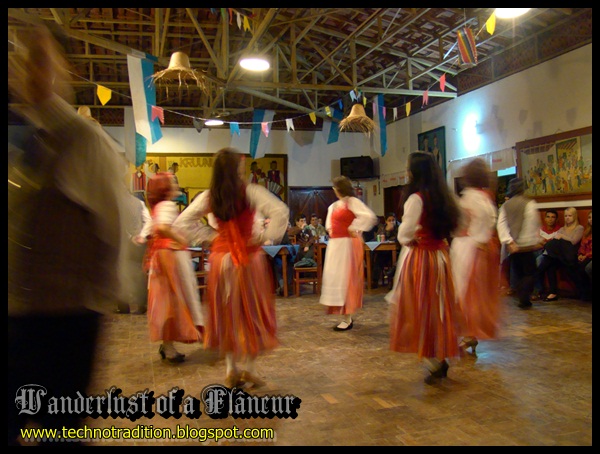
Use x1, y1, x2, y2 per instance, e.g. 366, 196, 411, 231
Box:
517, 301, 533, 309
158, 345, 185, 362
424, 361, 447, 385
333, 320, 353, 331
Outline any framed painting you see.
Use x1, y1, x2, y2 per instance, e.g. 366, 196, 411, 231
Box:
243, 154, 288, 202
516, 126, 592, 202
418, 126, 446, 175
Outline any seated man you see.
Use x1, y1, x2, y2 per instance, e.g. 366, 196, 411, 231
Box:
371, 212, 400, 288
289, 213, 317, 268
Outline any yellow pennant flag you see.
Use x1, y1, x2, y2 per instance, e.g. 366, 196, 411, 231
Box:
405, 102, 411, 117
325, 106, 332, 117
96, 85, 112, 105
309, 112, 317, 125
486, 12, 496, 35
243, 16, 251, 32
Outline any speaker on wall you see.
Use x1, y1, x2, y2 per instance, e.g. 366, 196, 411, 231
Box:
340, 156, 375, 179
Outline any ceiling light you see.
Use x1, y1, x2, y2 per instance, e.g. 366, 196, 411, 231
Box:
240, 56, 270, 72
205, 119, 224, 126
494, 8, 531, 19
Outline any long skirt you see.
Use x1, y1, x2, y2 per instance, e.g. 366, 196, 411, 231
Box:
386, 246, 462, 360
147, 248, 204, 343
204, 249, 278, 359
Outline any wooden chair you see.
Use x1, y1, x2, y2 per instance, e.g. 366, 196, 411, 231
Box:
293, 244, 320, 296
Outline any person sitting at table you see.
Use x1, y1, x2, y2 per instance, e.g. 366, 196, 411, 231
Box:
263, 217, 295, 296
309, 213, 327, 240
290, 214, 317, 268
371, 212, 400, 288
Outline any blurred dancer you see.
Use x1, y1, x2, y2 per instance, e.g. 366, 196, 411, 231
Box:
386, 151, 462, 384
174, 148, 289, 389
8, 24, 132, 445
450, 158, 502, 355
145, 173, 204, 362
319, 176, 378, 331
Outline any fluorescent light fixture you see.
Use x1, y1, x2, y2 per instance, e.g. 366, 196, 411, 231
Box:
205, 119, 224, 126
494, 8, 531, 19
240, 56, 270, 71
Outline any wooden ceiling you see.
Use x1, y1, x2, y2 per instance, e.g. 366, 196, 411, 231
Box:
8, 8, 592, 129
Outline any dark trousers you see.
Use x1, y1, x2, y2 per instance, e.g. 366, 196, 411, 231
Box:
535, 255, 561, 294
510, 250, 537, 305
8, 311, 100, 446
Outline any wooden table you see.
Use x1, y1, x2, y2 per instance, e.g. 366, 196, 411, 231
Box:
262, 244, 298, 297
364, 241, 399, 290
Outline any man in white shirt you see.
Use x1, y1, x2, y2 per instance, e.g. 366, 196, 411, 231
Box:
497, 178, 541, 309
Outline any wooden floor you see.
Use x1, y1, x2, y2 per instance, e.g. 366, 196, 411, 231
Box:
83, 287, 591, 446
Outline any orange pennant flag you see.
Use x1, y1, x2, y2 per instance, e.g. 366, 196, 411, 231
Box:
486, 12, 496, 35
439, 74, 446, 92
96, 85, 112, 105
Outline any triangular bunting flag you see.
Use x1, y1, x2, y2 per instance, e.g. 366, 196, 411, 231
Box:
422, 91, 429, 106
440, 74, 446, 92
236, 12, 242, 29
349, 90, 357, 102
192, 118, 204, 133
230, 122, 240, 136
151, 105, 164, 124
309, 112, 317, 125
243, 16, 251, 32
393, 107, 398, 121
96, 85, 112, 105
286, 118, 295, 131
261, 121, 270, 138
486, 12, 496, 35
327, 108, 344, 144
249, 109, 275, 159
406, 102, 411, 117
325, 106, 332, 117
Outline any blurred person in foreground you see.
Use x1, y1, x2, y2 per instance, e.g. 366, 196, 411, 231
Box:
8, 25, 133, 445
385, 151, 462, 384
173, 148, 289, 389
450, 158, 502, 356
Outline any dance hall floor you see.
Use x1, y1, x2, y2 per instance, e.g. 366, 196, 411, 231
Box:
82, 287, 591, 446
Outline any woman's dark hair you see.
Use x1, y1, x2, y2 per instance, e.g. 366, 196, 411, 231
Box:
332, 175, 355, 197
399, 151, 460, 240
462, 158, 491, 189
146, 172, 173, 210
209, 147, 248, 221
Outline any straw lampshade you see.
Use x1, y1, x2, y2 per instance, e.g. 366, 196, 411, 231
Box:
339, 103, 375, 135
151, 51, 207, 93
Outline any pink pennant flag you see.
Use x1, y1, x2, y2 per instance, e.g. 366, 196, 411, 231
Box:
422, 91, 429, 106
440, 74, 446, 92
261, 121, 270, 137
151, 106, 165, 125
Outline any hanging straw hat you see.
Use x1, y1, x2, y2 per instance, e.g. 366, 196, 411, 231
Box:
339, 103, 375, 135
151, 51, 207, 93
